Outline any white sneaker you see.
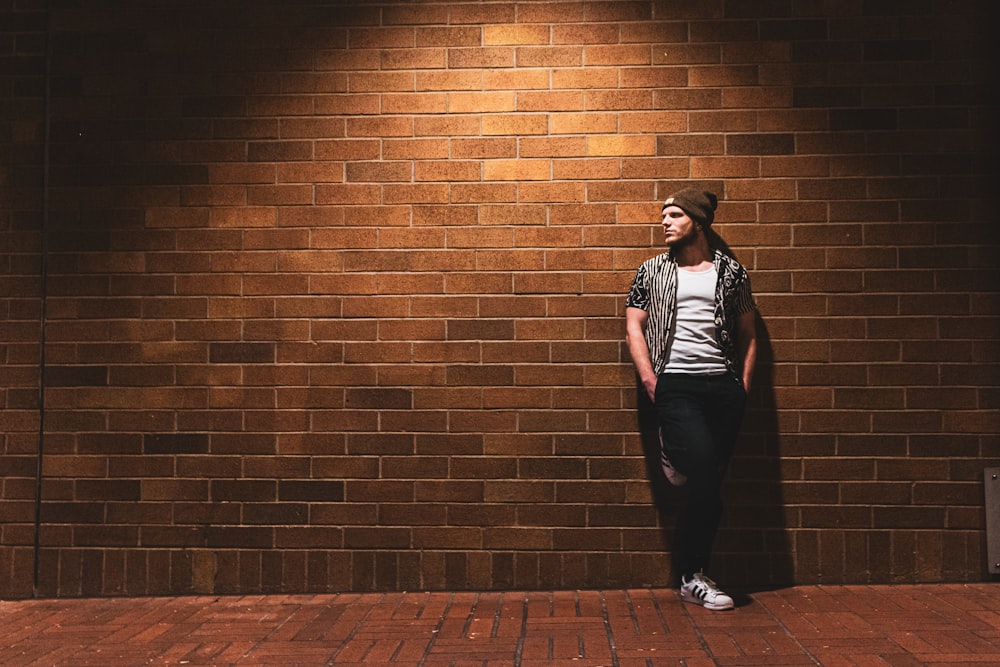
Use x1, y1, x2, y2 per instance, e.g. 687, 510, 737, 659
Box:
658, 430, 687, 486
680, 572, 734, 610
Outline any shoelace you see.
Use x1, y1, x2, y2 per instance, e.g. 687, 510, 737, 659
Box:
691, 573, 722, 596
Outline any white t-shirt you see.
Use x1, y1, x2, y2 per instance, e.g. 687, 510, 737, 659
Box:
663, 265, 727, 374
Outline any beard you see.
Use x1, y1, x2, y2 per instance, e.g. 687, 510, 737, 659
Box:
665, 227, 698, 250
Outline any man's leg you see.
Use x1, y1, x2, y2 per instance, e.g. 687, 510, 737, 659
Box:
655, 375, 745, 578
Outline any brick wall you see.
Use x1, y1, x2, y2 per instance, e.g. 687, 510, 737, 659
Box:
2, 1, 997, 598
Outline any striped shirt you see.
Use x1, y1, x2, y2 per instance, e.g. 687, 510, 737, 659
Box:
626, 249, 756, 382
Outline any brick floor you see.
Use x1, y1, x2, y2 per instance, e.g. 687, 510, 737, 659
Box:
1, 584, 998, 665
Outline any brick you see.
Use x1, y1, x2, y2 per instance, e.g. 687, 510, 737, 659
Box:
584, 44, 651, 66
384, 138, 449, 160
482, 114, 548, 136
448, 91, 516, 113
341, 70, 414, 93
314, 139, 380, 160
484, 24, 549, 45
143, 433, 209, 455
415, 70, 481, 91
247, 184, 313, 205
548, 113, 615, 136
553, 157, 620, 180
484, 68, 550, 90
247, 141, 313, 162
382, 183, 448, 204
553, 67, 619, 89
517, 90, 584, 112
728, 133, 796, 155
516, 46, 582, 67
383, 4, 448, 25
865, 39, 933, 63
484, 159, 549, 181
587, 135, 656, 156
346, 116, 413, 137
691, 156, 760, 177
451, 183, 517, 203
414, 115, 480, 137
416, 26, 480, 47
448, 47, 515, 69
381, 48, 446, 70
587, 89, 653, 111
691, 63, 760, 87
345, 161, 411, 183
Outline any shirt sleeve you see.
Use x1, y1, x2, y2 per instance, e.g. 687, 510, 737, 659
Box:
625, 263, 650, 310
733, 267, 756, 316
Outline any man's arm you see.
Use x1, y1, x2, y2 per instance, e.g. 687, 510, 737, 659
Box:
625, 306, 657, 400
736, 309, 757, 392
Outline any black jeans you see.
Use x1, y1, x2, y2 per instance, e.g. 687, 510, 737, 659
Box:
637, 373, 746, 579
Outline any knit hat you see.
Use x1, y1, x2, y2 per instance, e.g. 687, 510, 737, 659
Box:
662, 188, 718, 228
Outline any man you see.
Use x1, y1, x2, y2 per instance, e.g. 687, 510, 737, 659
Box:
625, 188, 757, 611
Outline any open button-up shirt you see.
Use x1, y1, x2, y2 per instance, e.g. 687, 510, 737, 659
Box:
626, 248, 756, 382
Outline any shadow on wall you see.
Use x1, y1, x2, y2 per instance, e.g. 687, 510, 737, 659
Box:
727, 316, 794, 590
714, 232, 793, 589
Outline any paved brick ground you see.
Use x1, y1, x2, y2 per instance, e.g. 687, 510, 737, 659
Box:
1, 584, 998, 665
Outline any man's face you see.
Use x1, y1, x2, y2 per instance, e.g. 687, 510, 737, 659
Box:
661, 205, 697, 248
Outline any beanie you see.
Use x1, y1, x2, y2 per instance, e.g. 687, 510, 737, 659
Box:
662, 188, 718, 228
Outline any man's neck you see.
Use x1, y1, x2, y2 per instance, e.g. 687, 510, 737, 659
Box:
670, 237, 713, 269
